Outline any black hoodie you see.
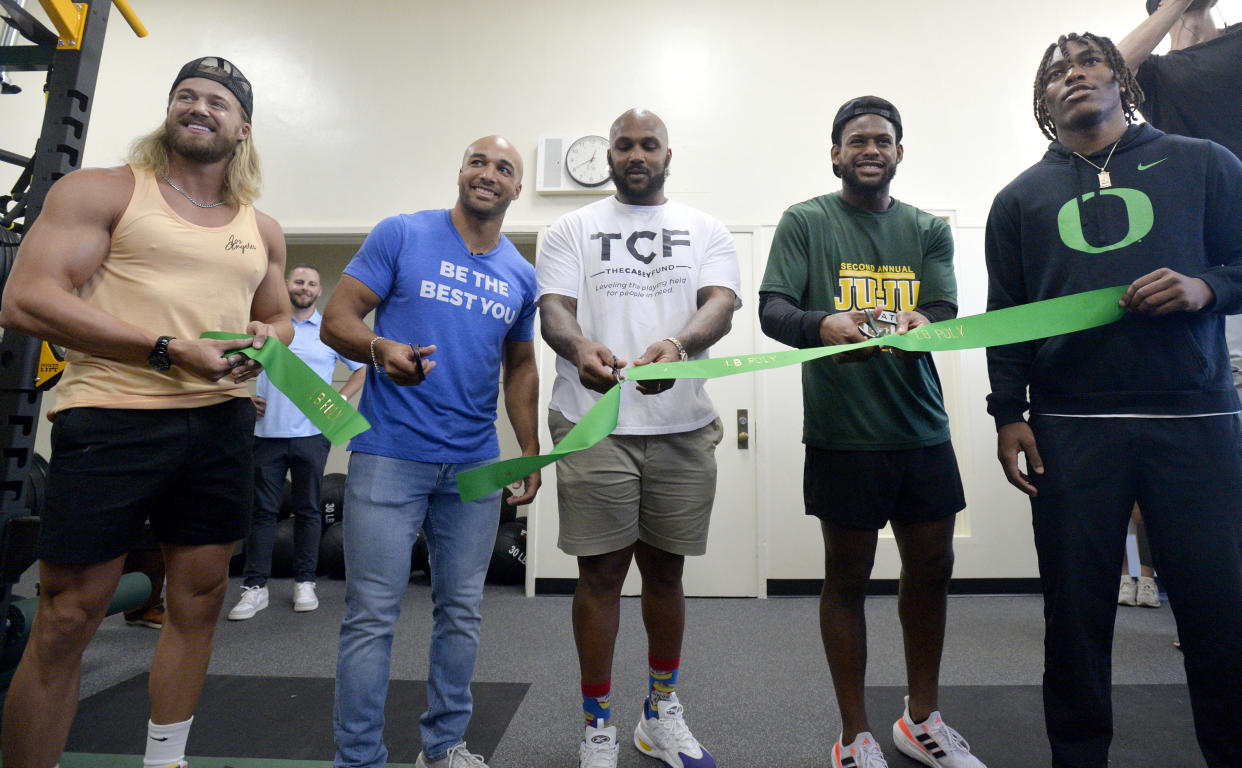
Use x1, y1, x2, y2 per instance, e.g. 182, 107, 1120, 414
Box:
985, 123, 1242, 426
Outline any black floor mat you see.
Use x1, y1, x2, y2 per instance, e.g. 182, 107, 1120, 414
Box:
66, 674, 528, 763
866, 684, 1199, 767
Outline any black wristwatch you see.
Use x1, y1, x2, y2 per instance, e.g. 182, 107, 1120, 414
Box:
148, 335, 175, 371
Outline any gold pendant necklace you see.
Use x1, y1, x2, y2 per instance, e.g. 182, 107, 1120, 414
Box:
1073, 139, 1121, 189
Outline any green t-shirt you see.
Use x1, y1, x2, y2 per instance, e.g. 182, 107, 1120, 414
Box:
760, 192, 956, 450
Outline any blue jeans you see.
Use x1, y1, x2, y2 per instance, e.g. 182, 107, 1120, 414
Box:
333, 452, 501, 767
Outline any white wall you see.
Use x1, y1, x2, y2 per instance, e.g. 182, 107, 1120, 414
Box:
6, 0, 1234, 228
5, 0, 1237, 582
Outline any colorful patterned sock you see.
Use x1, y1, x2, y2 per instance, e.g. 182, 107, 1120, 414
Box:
582, 680, 612, 727
648, 655, 680, 714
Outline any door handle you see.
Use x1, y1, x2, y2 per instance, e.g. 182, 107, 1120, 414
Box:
737, 409, 749, 450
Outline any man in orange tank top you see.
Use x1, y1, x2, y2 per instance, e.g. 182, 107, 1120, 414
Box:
0, 57, 292, 768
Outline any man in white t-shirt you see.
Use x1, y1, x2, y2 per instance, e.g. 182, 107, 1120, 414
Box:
537, 109, 740, 768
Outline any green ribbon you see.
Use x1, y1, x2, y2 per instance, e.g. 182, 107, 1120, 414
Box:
201, 332, 371, 445
456, 285, 1128, 502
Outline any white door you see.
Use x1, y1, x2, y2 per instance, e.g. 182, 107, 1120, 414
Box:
663, 230, 759, 597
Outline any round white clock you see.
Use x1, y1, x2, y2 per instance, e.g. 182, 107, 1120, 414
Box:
564, 134, 611, 187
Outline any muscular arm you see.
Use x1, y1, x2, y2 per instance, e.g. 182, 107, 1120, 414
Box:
538, 293, 622, 394
1118, 0, 1193, 70
0, 167, 262, 381
631, 285, 738, 394
321, 274, 433, 386
758, 291, 828, 349
759, 292, 957, 348
251, 212, 294, 346
501, 338, 541, 504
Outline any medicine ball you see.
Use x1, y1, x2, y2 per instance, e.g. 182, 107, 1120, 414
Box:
228, 540, 246, 576
270, 517, 296, 578
411, 529, 430, 574
22, 453, 49, 515
318, 522, 346, 579
487, 520, 526, 585
499, 487, 517, 525
320, 473, 347, 526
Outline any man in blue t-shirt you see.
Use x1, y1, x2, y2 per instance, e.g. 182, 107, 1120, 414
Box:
323, 136, 539, 768
227, 264, 365, 621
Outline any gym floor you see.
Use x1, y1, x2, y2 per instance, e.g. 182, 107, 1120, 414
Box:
39, 571, 1195, 767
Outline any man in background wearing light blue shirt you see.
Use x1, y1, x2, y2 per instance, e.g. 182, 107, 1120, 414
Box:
228, 264, 365, 619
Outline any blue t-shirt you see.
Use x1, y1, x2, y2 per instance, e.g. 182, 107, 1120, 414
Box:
254, 310, 364, 439
345, 209, 537, 463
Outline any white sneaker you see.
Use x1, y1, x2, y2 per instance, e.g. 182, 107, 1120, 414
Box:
293, 581, 319, 612
892, 697, 986, 767
1118, 575, 1137, 606
633, 692, 716, 768
415, 743, 489, 767
579, 723, 619, 768
226, 585, 268, 620
832, 731, 888, 768
1135, 576, 1161, 608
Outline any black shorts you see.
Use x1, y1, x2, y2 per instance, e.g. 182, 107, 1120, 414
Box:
37, 398, 255, 564
803, 439, 965, 530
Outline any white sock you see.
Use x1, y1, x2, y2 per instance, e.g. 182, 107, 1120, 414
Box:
143, 716, 193, 768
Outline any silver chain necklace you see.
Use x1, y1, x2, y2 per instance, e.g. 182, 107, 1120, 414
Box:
159, 170, 225, 208
1073, 139, 1121, 190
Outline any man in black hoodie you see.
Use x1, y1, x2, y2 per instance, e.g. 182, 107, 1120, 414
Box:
985, 32, 1242, 768
1118, 0, 1240, 160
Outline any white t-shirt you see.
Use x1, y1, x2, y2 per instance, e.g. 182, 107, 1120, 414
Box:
537, 196, 741, 434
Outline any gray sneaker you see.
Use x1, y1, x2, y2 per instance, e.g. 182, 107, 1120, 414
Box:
415, 743, 489, 768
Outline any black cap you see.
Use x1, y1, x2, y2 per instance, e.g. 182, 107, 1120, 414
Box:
831, 95, 902, 146
831, 95, 902, 178
170, 56, 253, 118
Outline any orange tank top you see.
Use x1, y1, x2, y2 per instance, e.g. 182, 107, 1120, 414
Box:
50, 165, 268, 415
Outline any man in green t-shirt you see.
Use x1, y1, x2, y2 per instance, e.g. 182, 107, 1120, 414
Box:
759, 96, 984, 768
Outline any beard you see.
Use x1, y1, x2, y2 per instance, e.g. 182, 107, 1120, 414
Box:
609, 162, 668, 202
457, 181, 511, 220
289, 293, 317, 310
166, 117, 237, 165
840, 161, 897, 196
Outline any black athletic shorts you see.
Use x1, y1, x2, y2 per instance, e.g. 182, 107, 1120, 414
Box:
803, 439, 965, 530
37, 397, 255, 564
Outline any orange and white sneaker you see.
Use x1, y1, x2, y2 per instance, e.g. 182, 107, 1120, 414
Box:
892, 697, 986, 767
831, 731, 888, 768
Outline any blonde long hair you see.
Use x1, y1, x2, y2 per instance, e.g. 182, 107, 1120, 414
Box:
126, 121, 263, 205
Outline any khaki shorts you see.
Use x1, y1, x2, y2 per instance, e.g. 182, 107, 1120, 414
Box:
549, 410, 723, 557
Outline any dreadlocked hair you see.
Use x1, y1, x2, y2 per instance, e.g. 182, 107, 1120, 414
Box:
1032, 32, 1145, 141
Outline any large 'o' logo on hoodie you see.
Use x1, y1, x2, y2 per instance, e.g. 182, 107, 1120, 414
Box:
1056, 188, 1154, 254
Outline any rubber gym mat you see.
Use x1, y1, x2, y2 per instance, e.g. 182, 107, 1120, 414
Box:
865, 684, 1198, 766
62, 673, 529, 763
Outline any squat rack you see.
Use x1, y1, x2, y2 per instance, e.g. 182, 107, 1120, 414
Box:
0, 0, 146, 664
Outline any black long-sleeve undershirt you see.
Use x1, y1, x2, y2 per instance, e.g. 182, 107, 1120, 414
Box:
758, 291, 958, 349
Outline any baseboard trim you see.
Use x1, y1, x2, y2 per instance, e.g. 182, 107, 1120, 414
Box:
534, 577, 1044, 596
534, 577, 578, 595
766, 577, 1044, 596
